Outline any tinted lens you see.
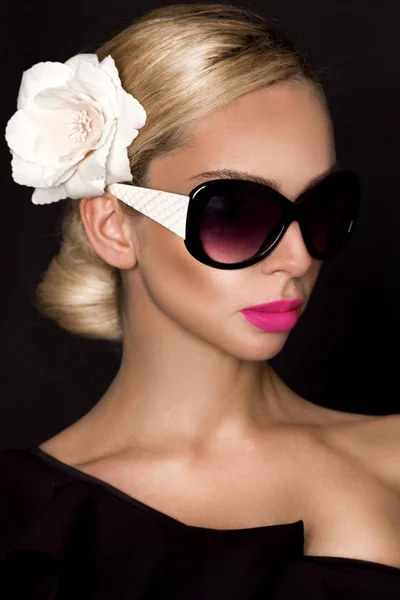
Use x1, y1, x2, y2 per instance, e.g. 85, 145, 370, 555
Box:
198, 183, 284, 264
300, 173, 358, 256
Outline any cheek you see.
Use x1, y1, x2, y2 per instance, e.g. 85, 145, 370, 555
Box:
136, 221, 239, 322
305, 260, 322, 291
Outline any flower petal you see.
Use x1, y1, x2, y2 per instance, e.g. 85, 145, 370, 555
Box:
64, 53, 99, 71
113, 92, 146, 151
105, 143, 133, 185
10, 154, 60, 188
17, 62, 73, 110
5, 110, 38, 159
64, 164, 105, 199
63, 121, 117, 199
74, 61, 119, 117
46, 164, 78, 187
79, 121, 116, 180
104, 92, 145, 185
99, 55, 122, 88
32, 183, 68, 204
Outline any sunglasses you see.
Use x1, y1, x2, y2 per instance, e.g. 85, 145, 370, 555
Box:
107, 169, 360, 270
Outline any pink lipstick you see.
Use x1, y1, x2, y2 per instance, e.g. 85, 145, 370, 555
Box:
240, 299, 303, 332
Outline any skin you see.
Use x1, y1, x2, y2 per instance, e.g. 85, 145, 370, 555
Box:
40, 80, 400, 568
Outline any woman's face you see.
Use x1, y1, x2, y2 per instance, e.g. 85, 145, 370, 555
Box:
126, 80, 336, 360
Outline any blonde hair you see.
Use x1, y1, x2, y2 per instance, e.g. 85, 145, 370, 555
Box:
36, 3, 324, 341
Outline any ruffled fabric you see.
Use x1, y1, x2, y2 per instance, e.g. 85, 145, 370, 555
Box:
1, 448, 400, 600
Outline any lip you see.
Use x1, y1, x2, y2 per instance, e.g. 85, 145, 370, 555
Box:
242, 299, 303, 313
240, 299, 303, 332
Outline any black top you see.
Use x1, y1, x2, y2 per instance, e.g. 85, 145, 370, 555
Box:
1, 447, 400, 599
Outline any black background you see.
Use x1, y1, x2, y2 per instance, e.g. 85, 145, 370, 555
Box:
1, 0, 399, 450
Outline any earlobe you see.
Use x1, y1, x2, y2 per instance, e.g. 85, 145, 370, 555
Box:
79, 193, 138, 269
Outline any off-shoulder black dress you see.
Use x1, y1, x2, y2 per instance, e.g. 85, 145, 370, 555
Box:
1, 447, 400, 599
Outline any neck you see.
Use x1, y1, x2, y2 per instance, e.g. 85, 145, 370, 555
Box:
83, 319, 296, 458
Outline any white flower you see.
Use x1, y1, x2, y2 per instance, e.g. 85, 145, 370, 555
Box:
5, 53, 147, 204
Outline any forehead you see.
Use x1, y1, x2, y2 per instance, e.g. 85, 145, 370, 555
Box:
148, 80, 336, 199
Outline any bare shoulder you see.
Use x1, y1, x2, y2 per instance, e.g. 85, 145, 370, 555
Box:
322, 412, 400, 491
297, 414, 400, 567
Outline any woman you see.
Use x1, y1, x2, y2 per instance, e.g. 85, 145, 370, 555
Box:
2, 3, 399, 598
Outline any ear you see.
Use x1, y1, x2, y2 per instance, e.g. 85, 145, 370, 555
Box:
79, 191, 138, 269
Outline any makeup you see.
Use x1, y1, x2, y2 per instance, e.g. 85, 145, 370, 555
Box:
240, 299, 303, 332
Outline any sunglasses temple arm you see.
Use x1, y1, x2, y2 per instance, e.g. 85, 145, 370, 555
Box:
106, 183, 189, 239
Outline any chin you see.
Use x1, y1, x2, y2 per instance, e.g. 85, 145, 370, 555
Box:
226, 333, 290, 362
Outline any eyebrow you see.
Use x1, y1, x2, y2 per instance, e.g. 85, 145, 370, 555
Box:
188, 161, 341, 193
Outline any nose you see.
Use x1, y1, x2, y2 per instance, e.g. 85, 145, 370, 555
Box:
260, 220, 315, 276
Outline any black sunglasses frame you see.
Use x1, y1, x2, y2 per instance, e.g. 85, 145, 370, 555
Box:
183, 169, 361, 270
